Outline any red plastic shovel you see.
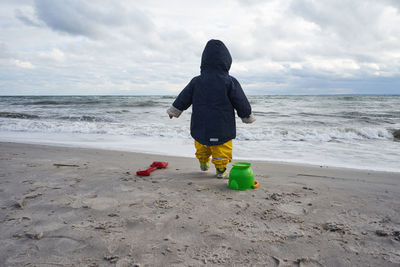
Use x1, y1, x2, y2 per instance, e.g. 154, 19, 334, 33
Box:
136, 161, 168, 176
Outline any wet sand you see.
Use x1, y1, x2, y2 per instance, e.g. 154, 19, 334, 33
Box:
0, 142, 399, 266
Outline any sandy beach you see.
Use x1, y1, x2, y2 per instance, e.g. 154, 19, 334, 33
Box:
0, 142, 399, 266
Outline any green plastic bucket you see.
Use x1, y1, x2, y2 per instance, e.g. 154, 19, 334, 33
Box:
228, 162, 258, 190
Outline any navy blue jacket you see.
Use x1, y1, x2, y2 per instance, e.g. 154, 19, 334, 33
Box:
172, 40, 252, 146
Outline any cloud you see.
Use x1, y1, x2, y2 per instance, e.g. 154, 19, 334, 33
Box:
0, 42, 11, 59
384, 0, 400, 10
34, 0, 107, 37
15, 7, 42, 27
39, 48, 66, 62
231, 0, 400, 84
237, 0, 273, 5
33, 0, 154, 39
289, 0, 384, 42
13, 59, 35, 69
0, 0, 399, 95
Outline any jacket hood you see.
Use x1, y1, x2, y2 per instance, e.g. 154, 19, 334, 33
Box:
200, 39, 232, 73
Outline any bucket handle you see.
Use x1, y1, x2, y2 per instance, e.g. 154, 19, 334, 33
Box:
252, 181, 259, 189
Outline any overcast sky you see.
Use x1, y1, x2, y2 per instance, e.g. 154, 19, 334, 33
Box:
1, 0, 400, 95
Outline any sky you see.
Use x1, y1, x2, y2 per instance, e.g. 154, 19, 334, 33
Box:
0, 0, 400, 95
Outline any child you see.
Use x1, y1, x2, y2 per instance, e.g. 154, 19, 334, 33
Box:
167, 39, 255, 178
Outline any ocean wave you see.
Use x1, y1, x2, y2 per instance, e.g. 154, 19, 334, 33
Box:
119, 100, 166, 108
337, 111, 400, 119
9, 97, 169, 109
0, 112, 39, 119
106, 110, 130, 114
18, 100, 111, 106
236, 127, 395, 142
57, 115, 114, 122
0, 119, 191, 139
337, 96, 358, 101
0, 117, 395, 143
253, 111, 281, 116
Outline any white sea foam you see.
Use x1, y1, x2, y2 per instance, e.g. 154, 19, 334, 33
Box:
0, 117, 395, 143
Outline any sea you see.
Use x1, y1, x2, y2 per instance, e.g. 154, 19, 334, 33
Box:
0, 95, 399, 172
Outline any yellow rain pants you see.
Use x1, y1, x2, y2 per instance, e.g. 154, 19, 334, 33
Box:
195, 140, 232, 169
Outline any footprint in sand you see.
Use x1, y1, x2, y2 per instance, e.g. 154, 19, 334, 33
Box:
82, 197, 119, 210
277, 203, 306, 216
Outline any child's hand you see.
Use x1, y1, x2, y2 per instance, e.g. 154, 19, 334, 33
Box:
241, 113, 256, 124
166, 106, 183, 119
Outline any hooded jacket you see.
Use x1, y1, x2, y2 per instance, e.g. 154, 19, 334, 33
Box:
170, 39, 253, 146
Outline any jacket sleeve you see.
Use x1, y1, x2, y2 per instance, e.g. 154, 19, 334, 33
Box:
228, 77, 252, 119
172, 79, 194, 112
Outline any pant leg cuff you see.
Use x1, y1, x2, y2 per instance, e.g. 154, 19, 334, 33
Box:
215, 164, 227, 169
